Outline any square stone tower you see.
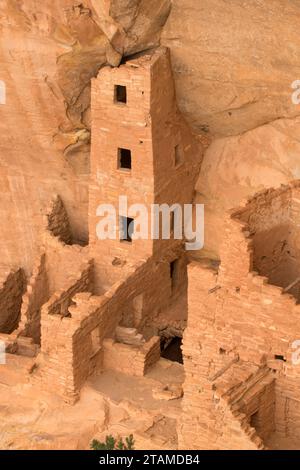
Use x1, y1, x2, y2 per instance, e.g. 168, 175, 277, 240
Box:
90, 47, 200, 290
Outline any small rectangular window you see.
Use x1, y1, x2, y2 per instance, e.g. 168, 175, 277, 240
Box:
175, 144, 184, 167
115, 85, 127, 104
118, 148, 132, 170
274, 354, 286, 362
120, 216, 134, 243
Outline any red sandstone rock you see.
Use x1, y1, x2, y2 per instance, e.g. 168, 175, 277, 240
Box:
2, 0, 300, 452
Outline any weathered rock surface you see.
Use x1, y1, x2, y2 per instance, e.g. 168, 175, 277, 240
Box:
162, 0, 300, 137
2, 0, 300, 272
2, 0, 300, 450
195, 117, 300, 259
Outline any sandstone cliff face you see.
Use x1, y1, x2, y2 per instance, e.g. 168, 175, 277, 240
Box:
195, 118, 300, 259
161, 0, 300, 259
1, 0, 300, 269
162, 0, 300, 137
0, 1, 92, 271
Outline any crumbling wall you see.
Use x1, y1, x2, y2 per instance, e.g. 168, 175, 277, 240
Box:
178, 261, 268, 449
41, 261, 93, 318
239, 376, 276, 442
18, 253, 49, 345
0, 268, 25, 334
43, 201, 90, 295
46, 195, 73, 245
36, 251, 178, 402
44, 237, 90, 295
180, 183, 300, 449
214, 397, 264, 450
35, 261, 94, 402
235, 183, 300, 296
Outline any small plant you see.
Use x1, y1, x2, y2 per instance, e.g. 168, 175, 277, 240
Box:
91, 434, 135, 450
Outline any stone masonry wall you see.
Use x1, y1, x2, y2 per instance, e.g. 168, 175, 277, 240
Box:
35, 261, 94, 402
179, 263, 265, 449
18, 253, 49, 344
0, 267, 25, 334
36, 250, 179, 402
287, 185, 300, 300
234, 183, 300, 295
43, 221, 90, 295
90, 47, 203, 291
90, 50, 154, 290
180, 181, 300, 449
103, 336, 161, 377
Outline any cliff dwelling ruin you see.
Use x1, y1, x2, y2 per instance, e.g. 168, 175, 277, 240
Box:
2, 0, 300, 453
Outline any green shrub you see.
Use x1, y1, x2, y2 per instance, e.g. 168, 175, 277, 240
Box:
91, 434, 135, 450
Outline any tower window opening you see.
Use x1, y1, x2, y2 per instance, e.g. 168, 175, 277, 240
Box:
115, 85, 127, 104
118, 148, 132, 170
120, 216, 134, 243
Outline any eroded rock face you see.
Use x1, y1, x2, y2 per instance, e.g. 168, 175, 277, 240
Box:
162, 0, 300, 137
195, 117, 300, 259
0, 0, 91, 272
1, 0, 300, 271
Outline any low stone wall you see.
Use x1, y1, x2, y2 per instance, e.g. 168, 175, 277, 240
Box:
35, 251, 179, 403
41, 261, 93, 318
103, 336, 160, 377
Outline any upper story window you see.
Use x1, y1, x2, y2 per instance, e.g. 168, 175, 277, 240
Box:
118, 147, 132, 170
115, 85, 127, 104
0, 81, 6, 105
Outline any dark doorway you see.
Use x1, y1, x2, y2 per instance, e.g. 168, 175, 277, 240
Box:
120, 216, 134, 242
118, 148, 132, 170
115, 85, 127, 104
161, 336, 183, 364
